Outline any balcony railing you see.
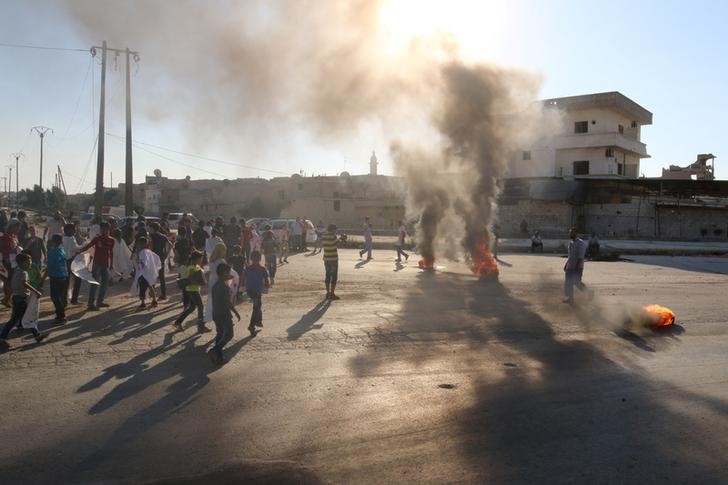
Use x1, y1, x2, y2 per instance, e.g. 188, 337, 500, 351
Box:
553, 132, 649, 157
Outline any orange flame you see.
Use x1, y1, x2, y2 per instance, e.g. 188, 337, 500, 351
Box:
643, 304, 676, 327
471, 242, 499, 279
418, 256, 435, 270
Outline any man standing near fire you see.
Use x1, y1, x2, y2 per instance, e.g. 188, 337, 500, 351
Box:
563, 227, 593, 304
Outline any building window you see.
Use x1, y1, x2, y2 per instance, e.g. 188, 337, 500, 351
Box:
618, 163, 624, 176
631, 121, 638, 128
522, 150, 531, 160
333, 200, 341, 212
298, 183, 303, 191
573, 160, 589, 175
605, 148, 614, 157
618, 124, 624, 134
278, 190, 285, 200
574, 121, 588, 134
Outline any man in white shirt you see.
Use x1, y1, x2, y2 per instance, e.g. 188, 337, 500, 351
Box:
563, 227, 592, 303
62, 223, 84, 304
44, 210, 66, 242
359, 217, 373, 260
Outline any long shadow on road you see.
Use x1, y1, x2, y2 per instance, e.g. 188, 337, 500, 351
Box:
345, 271, 728, 483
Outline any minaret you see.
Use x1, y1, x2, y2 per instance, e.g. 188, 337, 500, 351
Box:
369, 150, 378, 176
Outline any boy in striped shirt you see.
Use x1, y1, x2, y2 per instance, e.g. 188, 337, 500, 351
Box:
322, 224, 341, 300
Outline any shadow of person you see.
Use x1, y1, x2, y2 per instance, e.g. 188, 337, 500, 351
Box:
355, 259, 370, 269
286, 299, 331, 340
394, 261, 405, 272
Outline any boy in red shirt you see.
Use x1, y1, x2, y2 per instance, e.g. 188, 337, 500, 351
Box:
81, 222, 115, 311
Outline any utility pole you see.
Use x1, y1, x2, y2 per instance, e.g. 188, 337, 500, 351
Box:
30, 126, 53, 189
125, 47, 135, 217
91, 41, 139, 217
92, 40, 107, 215
11, 152, 21, 206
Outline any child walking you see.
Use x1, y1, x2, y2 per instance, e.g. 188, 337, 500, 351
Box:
229, 244, 245, 299
131, 236, 162, 310
173, 251, 210, 333
208, 263, 241, 366
44, 234, 69, 324
261, 225, 278, 286
0, 253, 47, 348
244, 251, 269, 336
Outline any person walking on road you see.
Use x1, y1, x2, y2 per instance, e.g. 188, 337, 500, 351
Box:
80, 222, 115, 311
209, 262, 241, 366
45, 234, 69, 324
149, 222, 172, 300
322, 224, 341, 300
244, 250, 270, 336
395, 220, 409, 262
0, 253, 46, 348
359, 217, 373, 260
173, 251, 209, 333
563, 227, 592, 304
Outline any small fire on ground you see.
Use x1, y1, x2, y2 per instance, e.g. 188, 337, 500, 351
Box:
643, 304, 676, 328
470, 242, 499, 279
418, 256, 435, 270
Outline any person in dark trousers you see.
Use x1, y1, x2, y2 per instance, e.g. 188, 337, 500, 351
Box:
395, 220, 409, 262
260, 225, 278, 286
244, 251, 269, 336
531, 231, 543, 253
240, 219, 253, 264
322, 224, 341, 300
149, 222, 172, 300
359, 217, 373, 260
229, 245, 245, 299
209, 262, 241, 366
173, 251, 210, 333
174, 226, 191, 269
0, 253, 47, 348
16, 210, 29, 246
192, 220, 209, 264
44, 234, 69, 324
223, 216, 241, 259
24, 226, 46, 266
62, 223, 83, 304
80, 222, 115, 311
563, 227, 593, 304
0, 221, 20, 306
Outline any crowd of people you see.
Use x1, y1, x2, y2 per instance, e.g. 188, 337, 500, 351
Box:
0, 210, 382, 366
1, 209, 602, 364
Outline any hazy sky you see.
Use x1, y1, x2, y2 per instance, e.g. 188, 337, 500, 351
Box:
1, 0, 726, 194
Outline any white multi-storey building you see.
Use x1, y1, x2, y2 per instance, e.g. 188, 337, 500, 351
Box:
509, 91, 652, 179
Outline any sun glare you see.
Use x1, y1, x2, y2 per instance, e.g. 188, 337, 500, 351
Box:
379, 0, 510, 60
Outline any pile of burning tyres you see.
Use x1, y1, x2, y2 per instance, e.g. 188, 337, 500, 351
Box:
418, 239, 499, 280
641, 304, 676, 328
624, 304, 677, 331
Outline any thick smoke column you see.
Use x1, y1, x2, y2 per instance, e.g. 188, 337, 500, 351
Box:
63, 0, 550, 266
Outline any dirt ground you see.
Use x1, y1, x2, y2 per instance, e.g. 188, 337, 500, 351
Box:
1, 250, 727, 484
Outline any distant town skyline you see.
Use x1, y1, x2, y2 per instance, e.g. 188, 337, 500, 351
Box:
1, 0, 727, 194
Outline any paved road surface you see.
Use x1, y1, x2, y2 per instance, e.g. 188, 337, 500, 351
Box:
1, 250, 727, 484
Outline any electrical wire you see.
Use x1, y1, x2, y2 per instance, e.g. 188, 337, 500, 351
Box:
0, 41, 89, 53
105, 133, 291, 176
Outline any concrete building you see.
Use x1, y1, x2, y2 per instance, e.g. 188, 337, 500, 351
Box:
509, 92, 652, 179
121, 168, 405, 232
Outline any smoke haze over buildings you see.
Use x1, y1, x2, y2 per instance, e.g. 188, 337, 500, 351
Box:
64, 0, 557, 262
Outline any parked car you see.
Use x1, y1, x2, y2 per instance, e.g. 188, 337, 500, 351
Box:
267, 218, 291, 238
166, 212, 192, 230
245, 217, 270, 229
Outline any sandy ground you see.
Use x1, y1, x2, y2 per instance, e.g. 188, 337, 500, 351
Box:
1, 250, 727, 484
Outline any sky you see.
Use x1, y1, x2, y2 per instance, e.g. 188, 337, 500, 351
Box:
1, 0, 727, 194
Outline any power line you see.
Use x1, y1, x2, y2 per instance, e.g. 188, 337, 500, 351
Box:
0, 41, 89, 53
105, 132, 291, 176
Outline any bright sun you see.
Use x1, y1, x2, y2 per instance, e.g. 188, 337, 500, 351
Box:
378, 0, 510, 59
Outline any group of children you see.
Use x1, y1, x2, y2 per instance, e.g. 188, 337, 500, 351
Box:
173, 246, 270, 365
